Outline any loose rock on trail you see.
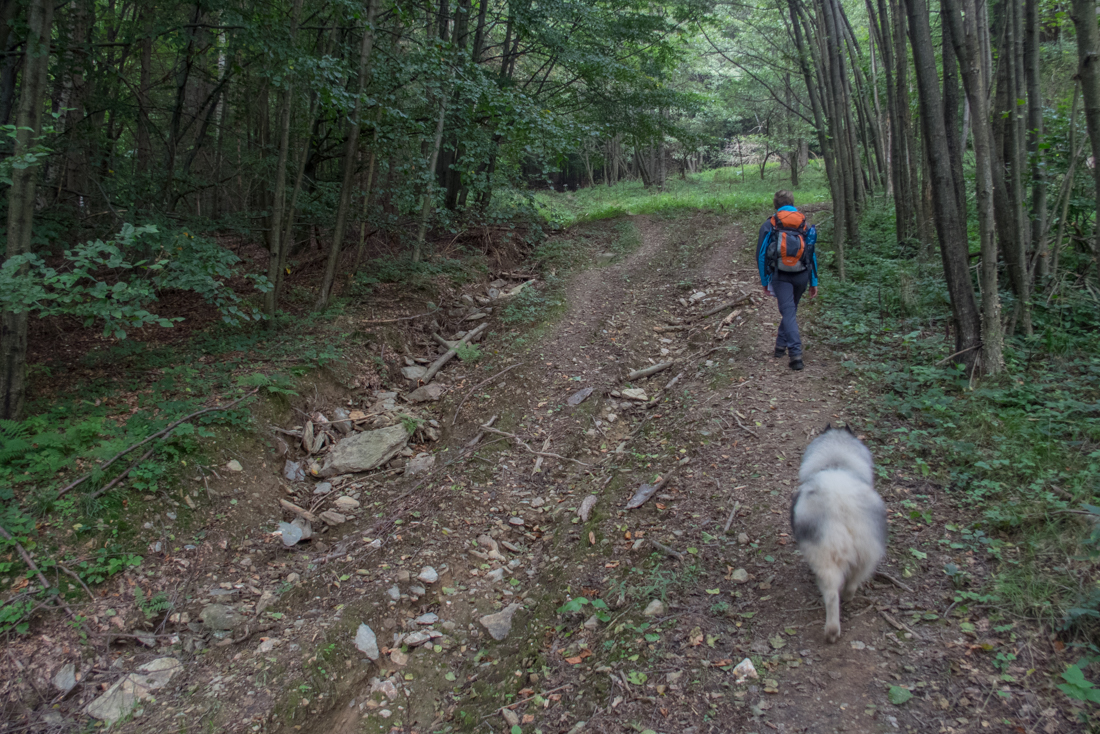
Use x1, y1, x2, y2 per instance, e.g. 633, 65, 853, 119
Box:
25, 212, 1072, 734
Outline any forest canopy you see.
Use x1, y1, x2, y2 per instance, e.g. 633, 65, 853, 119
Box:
1, 0, 1098, 417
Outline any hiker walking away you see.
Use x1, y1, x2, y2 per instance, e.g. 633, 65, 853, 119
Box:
757, 190, 818, 371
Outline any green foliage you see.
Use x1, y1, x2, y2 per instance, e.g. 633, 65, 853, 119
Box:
134, 586, 172, 620
399, 415, 423, 435
455, 342, 482, 363
0, 120, 54, 185
502, 279, 564, 326
887, 686, 913, 705
823, 198, 1100, 639
1059, 662, 1100, 704
355, 256, 482, 293
535, 165, 830, 226
0, 224, 271, 339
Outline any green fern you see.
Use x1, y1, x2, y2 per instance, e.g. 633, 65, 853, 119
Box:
134, 587, 172, 619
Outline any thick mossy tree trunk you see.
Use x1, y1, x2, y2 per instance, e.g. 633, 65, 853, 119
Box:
1, 0, 54, 420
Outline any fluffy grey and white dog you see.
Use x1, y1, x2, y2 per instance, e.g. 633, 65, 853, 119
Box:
790, 425, 887, 643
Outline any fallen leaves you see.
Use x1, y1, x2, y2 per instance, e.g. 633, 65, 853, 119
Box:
564, 649, 593, 665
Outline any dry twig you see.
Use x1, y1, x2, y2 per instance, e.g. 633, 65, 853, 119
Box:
59, 389, 260, 497
875, 571, 914, 593
452, 363, 522, 425
477, 425, 590, 466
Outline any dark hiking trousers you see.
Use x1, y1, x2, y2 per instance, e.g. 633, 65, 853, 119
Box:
773, 268, 811, 358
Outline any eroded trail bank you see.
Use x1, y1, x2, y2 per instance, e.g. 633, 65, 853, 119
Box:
65, 211, 1066, 734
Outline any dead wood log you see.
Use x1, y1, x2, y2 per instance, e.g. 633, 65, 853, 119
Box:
279, 499, 318, 523
648, 537, 684, 560
422, 322, 488, 384
652, 325, 688, 333
625, 361, 674, 381
466, 415, 498, 447
689, 294, 751, 323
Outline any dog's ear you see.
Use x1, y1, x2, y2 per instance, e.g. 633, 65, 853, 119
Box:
824, 422, 833, 432
843, 424, 856, 435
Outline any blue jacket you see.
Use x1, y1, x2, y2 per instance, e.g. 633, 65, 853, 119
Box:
757, 205, 819, 287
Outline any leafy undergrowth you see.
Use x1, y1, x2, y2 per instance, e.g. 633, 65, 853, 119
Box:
0, 275, 444, 635
534, 164, 831, 226
817, 200, 1100, 723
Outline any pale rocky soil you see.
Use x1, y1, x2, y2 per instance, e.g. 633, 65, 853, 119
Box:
2, 211, 1076, 734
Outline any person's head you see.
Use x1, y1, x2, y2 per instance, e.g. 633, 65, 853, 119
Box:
774, 190, 795, 210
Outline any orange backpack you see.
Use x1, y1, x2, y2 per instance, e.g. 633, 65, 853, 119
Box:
766, 210, 809, 273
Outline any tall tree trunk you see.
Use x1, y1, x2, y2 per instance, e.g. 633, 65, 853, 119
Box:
943, 0, 1005, 374
871, 0, 910, 241
135, 11, 154, 178
277, 95, 320, 301
790, 0, 840, 267
415, 91, 450, 262
1, 0, 54, 420
265, 0, 303, 319
1070, 0, 1100, 275
903, 0, 982, 371
315, 0, 379, 310
942, 7, 966, 220
1052, 83, 1082, 278
1025, 0, 1048, 283
161, 4, 203, 209
1005, 0, 1032, 335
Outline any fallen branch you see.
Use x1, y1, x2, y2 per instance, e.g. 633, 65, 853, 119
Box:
279, 499, 318, 523
936, 344, 981, 365
648, 537, 684, 561
477, 425, 590, 466
58, 562, 95, 602
723, 501, 741, 534
653, 325, 688, 333
625, 456, 690, 509
487, 684, 573, 720
422, 323, 488, 384
58, 389, 260, 497
466, 415, 497, 448
689, 294, 751, 323
89, 446, 158, 499
532, 438, 551, 474
362, 308, 440, 324
432, 333, 458, 351
875, 571, 914, 593
877, 607, 920, 638
452, 363, 523, 425
0, 525, 79, 621
625, 361, 674, 381
215, 623, 275, 647
733, 416, 759, 439
663, 370, 685, 392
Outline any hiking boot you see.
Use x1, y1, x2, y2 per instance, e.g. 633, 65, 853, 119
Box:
789, 357, 804, 371
773, 347, 786, 358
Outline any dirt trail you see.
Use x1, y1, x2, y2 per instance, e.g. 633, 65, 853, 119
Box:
78, 211, 1050, 734
295, 211, 977, 734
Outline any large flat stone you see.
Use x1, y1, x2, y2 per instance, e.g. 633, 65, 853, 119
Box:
319, 425, 409, 477
479, 603, 521, 641
84, 658, 181, 724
